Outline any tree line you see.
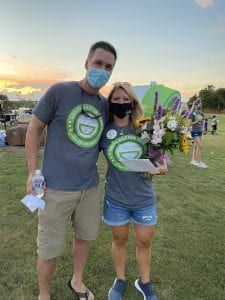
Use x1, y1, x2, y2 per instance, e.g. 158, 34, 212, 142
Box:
0, 94, 36, 111
189, 85, 225, 111
1, 84, 225, 112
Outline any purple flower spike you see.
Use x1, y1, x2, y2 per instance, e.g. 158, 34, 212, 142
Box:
153, 91, 159, 113
156, 104, 163, 120
173, 97, 181, 111
181, 109, 189, 118
159, 153, 169, 164
148, 146, 162, 159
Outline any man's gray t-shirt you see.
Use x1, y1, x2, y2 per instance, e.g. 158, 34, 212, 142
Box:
100, 123, 156, 209
189, 111, 203, 132
34, 81, 107, 191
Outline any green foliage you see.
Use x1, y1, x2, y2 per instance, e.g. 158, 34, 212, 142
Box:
162, 131, 179, 148
216, 88, 225, 110
0, 94, 36, 111
3, 100, 36, 110
0, 94, 8, 101
190, 85, 225, 110
189, 93, 197, 104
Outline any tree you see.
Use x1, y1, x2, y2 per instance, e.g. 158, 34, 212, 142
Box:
198, 85, 217, 109
215, 88, 225, 111
188, 94, 198, 105
0, 94, 8, 111
3, 100, 36, 110
0, 94, 8, 101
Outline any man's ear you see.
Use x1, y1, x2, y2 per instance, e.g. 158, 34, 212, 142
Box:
85, 59, 89, 70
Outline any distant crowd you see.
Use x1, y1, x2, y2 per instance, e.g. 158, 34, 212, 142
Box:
203, 115, 219, 135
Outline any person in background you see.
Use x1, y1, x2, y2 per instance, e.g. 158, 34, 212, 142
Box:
100, 82, 167, 300
189, 100, 208, 168
25, 41, 117, 300
204, 118, 208, 134
211, 115, 219, 135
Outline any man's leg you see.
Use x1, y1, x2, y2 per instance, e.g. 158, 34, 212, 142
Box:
69, 187, 101, 298
71, 238, 90, 292
38, 257, 56, 300
37, 189, 78, 299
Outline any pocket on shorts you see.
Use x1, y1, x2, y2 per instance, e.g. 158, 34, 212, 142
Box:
37, 224, 49, 247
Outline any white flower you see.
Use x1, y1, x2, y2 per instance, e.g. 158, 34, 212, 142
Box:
151, 119, 165, 145
167, 117, 178, 131
181, 126, 189, 134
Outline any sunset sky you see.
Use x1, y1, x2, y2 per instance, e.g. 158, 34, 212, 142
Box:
0, 0, 225, 101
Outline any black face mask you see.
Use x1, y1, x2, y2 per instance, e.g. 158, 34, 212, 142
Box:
110, 103, 132, 119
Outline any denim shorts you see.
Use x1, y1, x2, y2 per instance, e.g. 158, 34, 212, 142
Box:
191, 131, 202, 138
103, 197, 157, 227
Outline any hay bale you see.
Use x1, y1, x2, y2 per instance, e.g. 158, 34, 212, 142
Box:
6, 125, 45, 146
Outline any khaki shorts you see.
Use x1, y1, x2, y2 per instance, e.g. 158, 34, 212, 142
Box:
37, 186, 101, 260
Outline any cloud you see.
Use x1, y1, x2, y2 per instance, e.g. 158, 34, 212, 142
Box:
0, 56, 75, 100
0, 55, 73, 86
195, 0, 215, 8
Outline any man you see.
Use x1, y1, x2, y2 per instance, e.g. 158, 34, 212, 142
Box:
25, 41, 117, 300
211, 115, 219, 135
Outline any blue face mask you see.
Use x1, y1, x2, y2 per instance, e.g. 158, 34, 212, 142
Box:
87, 68, 110, 89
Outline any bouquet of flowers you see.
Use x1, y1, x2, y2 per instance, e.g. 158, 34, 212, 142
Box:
135, 92, 190, 165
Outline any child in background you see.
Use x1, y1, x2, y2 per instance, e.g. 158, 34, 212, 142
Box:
204, 118, 208, 134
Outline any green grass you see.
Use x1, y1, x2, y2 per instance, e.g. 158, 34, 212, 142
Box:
0, 117, 225, 299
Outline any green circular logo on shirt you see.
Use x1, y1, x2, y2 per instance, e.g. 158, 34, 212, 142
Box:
66, 104, 103, 147
107, 134, 145, 171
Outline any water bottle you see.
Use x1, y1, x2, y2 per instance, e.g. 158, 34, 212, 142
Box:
32, 169, 44, 198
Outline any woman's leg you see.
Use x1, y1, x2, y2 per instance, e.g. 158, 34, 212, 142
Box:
192, 141, 197, 161
194, 137, 201, 162
111, 224, 129, 280
134, 223, 154, 283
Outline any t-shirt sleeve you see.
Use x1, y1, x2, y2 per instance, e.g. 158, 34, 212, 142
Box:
99, 129, 107, 151
33, 84, 57, 124
100, 96, 108, 126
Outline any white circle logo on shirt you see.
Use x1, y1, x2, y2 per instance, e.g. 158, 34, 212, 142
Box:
66, 104, 103, 147
107, 135, 145, 171
107, 129, 117, 140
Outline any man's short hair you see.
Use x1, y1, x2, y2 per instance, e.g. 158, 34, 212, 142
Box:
88, 41, 117, 61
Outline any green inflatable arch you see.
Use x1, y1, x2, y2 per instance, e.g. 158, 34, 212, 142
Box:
139, 84, 181, 117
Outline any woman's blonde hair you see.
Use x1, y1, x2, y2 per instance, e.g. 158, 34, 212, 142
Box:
107, 82, 143, 127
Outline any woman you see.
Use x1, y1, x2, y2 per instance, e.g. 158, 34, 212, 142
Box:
100, 83, 167, 300
189, 101, 208, 168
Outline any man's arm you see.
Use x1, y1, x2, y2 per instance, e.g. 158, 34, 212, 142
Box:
25, 115, 46, 194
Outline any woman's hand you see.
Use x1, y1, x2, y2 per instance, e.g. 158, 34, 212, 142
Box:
155, 161, 168, 175
143, 161, 168, 177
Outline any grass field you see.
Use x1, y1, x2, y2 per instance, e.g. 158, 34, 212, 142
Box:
0, 115, 225, 299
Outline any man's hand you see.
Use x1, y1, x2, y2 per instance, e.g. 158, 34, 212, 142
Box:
27, 173, 35, 195
26, 173, 46, 195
